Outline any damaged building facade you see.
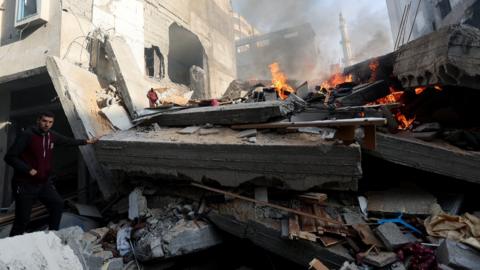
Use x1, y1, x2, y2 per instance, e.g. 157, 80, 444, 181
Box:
0, 0, 237, 204
386, 0, 480, 47
236, 23, 319, 81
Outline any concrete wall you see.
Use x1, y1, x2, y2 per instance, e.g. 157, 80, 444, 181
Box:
144, 0, 236, 98
0, 0, 93, 81
0, 0, 236, 98
0, 0, 62, 80
92, 0, 144, 71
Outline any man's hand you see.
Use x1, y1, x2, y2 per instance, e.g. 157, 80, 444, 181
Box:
29, 169, 37, 176
86, 137, 99, 144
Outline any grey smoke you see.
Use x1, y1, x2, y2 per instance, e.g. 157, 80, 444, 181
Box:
232, 0, 394, 80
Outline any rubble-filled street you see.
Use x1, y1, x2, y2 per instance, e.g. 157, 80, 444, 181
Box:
0, 0, 479, 269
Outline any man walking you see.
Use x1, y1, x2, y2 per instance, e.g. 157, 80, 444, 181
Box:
4, 111, 97, 236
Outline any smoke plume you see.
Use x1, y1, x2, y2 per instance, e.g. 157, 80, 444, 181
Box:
232, 0, 394, 81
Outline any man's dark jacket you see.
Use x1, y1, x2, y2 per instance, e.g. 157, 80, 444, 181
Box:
4, 126, 86, 183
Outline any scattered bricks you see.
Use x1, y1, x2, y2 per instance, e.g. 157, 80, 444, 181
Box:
363, 252, 397, 267
376, 223, 412, 251
436, 239, 480, 270
237, 129, 257, 138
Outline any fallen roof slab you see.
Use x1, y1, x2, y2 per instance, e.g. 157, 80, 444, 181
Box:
105, 36, 152, 119
46, 56, 116, 198
96, 128, 362, 191
149, 101, 293, 126
394, 24, 480, 90
365, 132, 480, 184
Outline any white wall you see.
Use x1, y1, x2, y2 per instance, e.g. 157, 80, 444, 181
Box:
92, 0, 145, 72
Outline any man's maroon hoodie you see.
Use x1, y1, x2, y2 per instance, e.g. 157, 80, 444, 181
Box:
4, 126, 87, 183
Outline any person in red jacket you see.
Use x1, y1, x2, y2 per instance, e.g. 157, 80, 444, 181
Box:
4, 111, 97, 236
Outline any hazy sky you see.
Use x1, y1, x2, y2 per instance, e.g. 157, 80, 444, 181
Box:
232, 0, 394, 74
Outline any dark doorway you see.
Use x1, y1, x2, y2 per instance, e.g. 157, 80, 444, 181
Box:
168, 23, 206, 85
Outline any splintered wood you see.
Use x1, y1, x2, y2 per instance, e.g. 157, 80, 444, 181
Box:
286, 192, 352, 247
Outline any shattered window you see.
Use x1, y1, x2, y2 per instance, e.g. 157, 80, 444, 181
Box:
237, 44, 250, 53
16, 0, 38, 22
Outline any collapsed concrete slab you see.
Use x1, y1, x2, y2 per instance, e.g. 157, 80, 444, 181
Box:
394, 24, 480, 90
105, 37, 153, 119
96, 128, 362, 191
149, 101, 294, 126
365, 132, 480, 184
46, 56, 116, 198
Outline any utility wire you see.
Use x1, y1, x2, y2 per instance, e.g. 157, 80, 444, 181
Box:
407, 0, 423, 43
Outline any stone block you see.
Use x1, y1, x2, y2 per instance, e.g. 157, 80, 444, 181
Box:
436, 239, 480, 270
376, 223, 412, 250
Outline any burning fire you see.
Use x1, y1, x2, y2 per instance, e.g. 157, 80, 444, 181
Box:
269, 62, 295, 100
415, 86, 427, 95
370, 86, 415, 130
320, 73, 353, 89
369, 58, 379, 82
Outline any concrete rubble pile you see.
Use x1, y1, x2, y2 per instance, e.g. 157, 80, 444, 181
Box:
2, 23, 479, 270
0, 187, 223, 270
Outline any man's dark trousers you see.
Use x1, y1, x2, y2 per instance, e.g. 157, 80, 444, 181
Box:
9, 181, 64, 236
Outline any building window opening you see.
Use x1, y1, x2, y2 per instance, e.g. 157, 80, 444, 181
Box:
145, 46, 165, 79
16, 0, 38, 22
168, 23, 205, 85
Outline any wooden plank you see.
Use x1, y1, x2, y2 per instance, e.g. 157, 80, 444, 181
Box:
299, 193, 328, 204
191, 183, 345, 225
231, 117, 386, 130
46, 56, 115, 199
289, 215, 301, 239
336, 80, 390, 107
309, 258, 330, 270
363, 125, 377, 150
299, 205, 317, 233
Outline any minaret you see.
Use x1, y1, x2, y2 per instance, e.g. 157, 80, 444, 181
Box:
339, 13, 353, 67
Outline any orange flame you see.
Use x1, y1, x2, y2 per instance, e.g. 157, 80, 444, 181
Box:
320, 73, 353, 89
369, 58, 379, 82
415, 86, 427, 95
370, 86, 415, 130
269, 62, 295, 100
